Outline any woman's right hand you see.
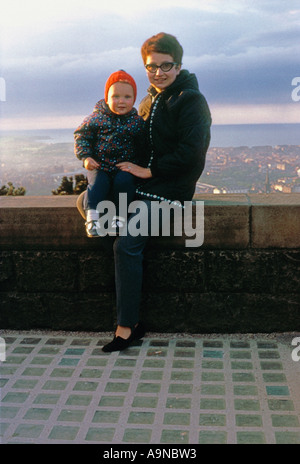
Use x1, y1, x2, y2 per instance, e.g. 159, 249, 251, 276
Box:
84, 157, 100, 170
117, 162, 152, 179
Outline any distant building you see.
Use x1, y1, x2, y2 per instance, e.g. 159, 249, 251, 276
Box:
265, 165, 271, 193
274, 184, 292, 193
224, 188, 249, 194
195, 182, 216, 194
276, 163, 286, 170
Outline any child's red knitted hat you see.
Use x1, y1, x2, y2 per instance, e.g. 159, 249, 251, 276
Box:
104, 70, 137, 103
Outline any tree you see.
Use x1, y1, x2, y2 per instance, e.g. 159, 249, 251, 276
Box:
52, 174, 87, 195
73, 174, 88, 194
0, 182, 26, 196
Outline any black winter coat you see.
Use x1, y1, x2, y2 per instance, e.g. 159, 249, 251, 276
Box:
137, 70, 211, 204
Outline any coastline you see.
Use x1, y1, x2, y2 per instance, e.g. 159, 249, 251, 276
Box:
1, 123, 300, 147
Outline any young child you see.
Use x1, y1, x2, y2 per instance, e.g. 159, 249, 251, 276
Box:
74, 70, 145, 237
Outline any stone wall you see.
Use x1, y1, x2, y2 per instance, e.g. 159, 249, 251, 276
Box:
0, 194, 299, 333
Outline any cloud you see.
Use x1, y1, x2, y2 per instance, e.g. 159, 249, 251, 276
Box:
2, 48, 146, 117
1, 1, 300, 127
187, 41, 299, 105
211, 103, 300, 125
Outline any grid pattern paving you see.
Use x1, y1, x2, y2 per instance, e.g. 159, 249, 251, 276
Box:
1, 332, 300, 444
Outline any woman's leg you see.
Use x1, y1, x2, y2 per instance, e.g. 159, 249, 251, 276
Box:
102, 200, 151, 350
114, 200, 151, 326
114, 232, 148, 328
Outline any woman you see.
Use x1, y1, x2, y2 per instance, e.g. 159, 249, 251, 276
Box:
101, 32, 212, 352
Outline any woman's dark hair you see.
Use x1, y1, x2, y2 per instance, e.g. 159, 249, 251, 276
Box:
141, 32, 183, 65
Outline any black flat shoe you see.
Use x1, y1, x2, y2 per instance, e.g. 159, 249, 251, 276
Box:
130, 322, 146, 342
102, 323, 146, 353
101, 336, 131, 352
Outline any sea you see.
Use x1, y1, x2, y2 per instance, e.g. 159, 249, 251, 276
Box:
1, 123, 300, 147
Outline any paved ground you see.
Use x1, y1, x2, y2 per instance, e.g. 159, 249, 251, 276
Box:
1, 330, 300, 445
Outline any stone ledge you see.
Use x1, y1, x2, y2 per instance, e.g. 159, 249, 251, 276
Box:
1, 290, 299, 333
0, 194, 299, 249
1, 194, 299, 333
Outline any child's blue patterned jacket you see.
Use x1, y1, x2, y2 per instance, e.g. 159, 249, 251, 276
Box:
74, 99, 146, 172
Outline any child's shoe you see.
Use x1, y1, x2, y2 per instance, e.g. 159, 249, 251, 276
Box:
85, 219, 107, 237
85, 220, 99, 237
85, 209, 104, 238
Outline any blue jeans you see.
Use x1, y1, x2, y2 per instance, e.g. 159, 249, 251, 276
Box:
85, 169, 136, 216
113, 200, 152, 327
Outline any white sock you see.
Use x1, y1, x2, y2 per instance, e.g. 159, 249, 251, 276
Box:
86, 209, 99, 222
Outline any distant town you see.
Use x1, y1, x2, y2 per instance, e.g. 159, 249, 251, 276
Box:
197, 144, 300, 194
0, 136, 300, 195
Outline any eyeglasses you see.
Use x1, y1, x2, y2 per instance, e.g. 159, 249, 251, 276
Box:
145, 62, 178, 73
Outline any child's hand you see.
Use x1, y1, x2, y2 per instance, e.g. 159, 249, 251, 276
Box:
84, 157, 100, 170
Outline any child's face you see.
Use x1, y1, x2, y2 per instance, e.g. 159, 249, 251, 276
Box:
107, 82, 135, 115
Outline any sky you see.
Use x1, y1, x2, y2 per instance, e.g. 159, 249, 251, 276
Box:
0, 0, 300, 130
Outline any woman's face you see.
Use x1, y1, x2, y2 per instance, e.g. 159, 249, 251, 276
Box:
145, 52, 181, 93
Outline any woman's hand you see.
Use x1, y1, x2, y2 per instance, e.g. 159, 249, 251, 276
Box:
84, 157, 100, 170
117, 162, 152, 179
